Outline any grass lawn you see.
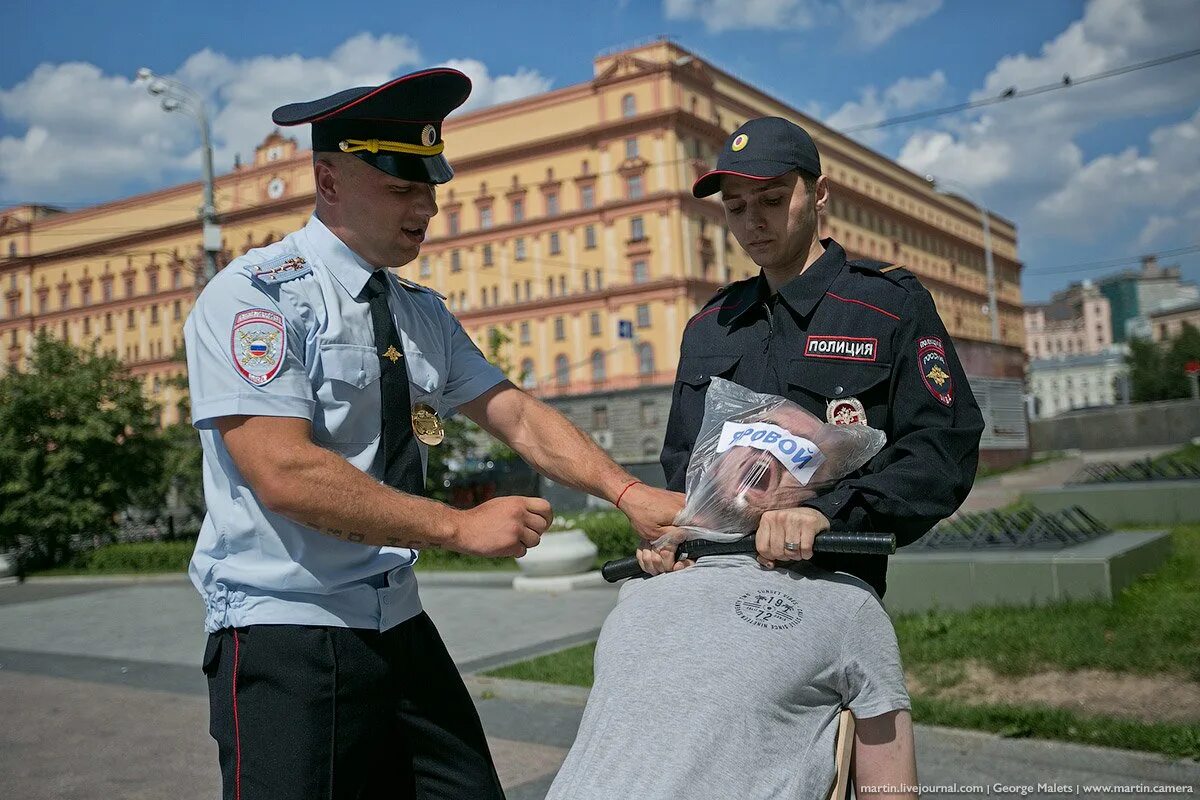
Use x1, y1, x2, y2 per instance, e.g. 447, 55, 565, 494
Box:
1156, 442, 1200, 469
484, 525, 1200, 759
976, 452, 1066, 480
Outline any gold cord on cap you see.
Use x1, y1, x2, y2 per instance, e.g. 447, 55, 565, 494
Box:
338, 138, 445, 156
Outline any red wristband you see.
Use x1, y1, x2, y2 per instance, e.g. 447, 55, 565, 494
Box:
615, 480, 643, 510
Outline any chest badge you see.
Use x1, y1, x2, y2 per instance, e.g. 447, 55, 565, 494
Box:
382, 345, 402, 364
826, 397, 867, 426
411, 403, 445, 446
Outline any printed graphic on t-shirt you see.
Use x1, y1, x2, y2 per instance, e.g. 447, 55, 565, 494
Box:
734, 589, 804, 630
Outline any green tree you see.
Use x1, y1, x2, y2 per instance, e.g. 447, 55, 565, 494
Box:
0, 334, 165, 568
1128, 323, 1200, 402
423, 326, 520, 500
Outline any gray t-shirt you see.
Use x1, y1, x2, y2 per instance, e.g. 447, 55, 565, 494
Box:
546, 557, 910, 800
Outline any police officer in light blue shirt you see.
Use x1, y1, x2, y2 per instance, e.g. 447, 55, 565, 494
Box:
185, 69, 685, 800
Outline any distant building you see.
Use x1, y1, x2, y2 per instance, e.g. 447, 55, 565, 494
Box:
1098, 255, 1199, 342
1023, 279, 1111, 361
1148, 299, 1200, 343
1027, 351, 1129, 419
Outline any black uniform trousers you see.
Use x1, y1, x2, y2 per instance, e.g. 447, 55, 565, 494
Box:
204, 613, 505, 800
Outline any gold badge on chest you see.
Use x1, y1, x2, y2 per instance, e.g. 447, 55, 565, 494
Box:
826, 397, 867, 426
411, 403, 444, 446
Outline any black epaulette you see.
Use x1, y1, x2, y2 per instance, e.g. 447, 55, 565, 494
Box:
848, 259, 916, 286
701, 277, 750, 309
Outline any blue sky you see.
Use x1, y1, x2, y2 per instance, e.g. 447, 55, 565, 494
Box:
4, 0, 1199, 301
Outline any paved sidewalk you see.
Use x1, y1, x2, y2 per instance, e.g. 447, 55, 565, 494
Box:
1, 576, 1197, 799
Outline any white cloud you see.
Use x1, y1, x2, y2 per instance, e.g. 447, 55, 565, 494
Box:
0, 34, 551, 205
823, 70, 946, 146
841, 0, 942, 49
664, 0, 939, 45
1033, 107, 1200, 240
664, 0, 817, 33
438, 59, 554, 114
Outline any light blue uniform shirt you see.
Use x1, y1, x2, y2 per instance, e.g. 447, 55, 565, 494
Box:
184, 214, 505, 633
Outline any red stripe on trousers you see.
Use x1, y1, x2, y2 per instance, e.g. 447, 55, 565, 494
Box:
233, 630, 243, 800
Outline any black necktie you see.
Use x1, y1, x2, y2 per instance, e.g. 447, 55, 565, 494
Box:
363, 270, 423, 495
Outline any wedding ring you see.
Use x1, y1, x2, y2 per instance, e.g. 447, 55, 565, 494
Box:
783, 541, 800, 552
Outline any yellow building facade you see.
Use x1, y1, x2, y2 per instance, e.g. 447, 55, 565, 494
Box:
0, 41, 1025, 461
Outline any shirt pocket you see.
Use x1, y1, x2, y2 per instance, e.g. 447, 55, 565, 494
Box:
314, 343, 382, 445
404, 345, 443, 410
786, 359, 892, 427
673, 353, 742, 437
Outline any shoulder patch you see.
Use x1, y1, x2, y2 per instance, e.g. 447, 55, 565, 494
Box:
231, 308, 286, 386
917, 335, 953, 406
396, 276, 447, 300
247, 254, 312, 285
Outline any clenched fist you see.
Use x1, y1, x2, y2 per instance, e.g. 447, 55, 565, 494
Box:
448, 496, 553, 558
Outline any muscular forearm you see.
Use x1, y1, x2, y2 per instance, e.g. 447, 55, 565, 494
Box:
503, 394, 633, 504
264, 443, 455, 549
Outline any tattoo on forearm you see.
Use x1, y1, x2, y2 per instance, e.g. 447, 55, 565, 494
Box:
323, 526, 365, 543
320, 526, 438, 549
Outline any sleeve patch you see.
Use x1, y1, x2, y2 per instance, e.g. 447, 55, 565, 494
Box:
231, 308, 286, 386
917, 336, 953, 406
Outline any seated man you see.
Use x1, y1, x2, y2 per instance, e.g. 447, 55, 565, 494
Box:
545, 555, 917, 800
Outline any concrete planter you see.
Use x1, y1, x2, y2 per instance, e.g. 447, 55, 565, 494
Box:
515, 529, 597, 577
0, 551, 17, 579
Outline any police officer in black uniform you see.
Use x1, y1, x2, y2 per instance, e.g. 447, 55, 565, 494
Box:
653, 117, 984, 596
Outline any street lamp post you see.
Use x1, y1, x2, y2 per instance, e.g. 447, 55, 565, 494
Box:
136, 68, 221, 289
925, 175, 1000, 344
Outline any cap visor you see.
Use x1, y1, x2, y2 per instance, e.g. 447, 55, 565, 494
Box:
692, 163, 795, 198
363, 153, 455, 184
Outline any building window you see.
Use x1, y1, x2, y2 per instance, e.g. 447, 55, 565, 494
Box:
173, 300, 181, 321
592, 404, 608, 430
448, 210, 460, 236
59, 288, 69, 308
549, 232, 561, 255
637, 342, 655, 376
584, 225, 597, 249
519, 321, 530, 345
450, 250, 462, 272
492, 286, 498, 306
554, 316, 565, 341
555, 354, 570, 387
420, 256, 431, 278
524, 280, 532, 299
172, 270, 182, 289
642, 436, 659, 458
580, 185, 594, 210
38, 293, 47, 314
81, 285, 91, 306
640, 399, 658, 426
625, 137, 639, 159
630, 216, 645, 241
514, 238, 527, 261
546, 192, 559, 216
594, 269, 603, 290
148, 272, 158, 294
626, 175, 644, 200
590, 312, 601, 336
480, 206, 493, 229
621, 93, 636, 117
125, 277, 134, 296
511, 198, 524, 222
482, 244, 493, 266
127, 309, 135, 329
633, 260, 648, 283
520, 358, 536, 389
591, 350, 606, 383
584, 272, 591, 292
150, 305, 159, 324
83, 317, 91, 335
636, 303, 650, 328
104, 312, 112, 332
480, 288, 488, 307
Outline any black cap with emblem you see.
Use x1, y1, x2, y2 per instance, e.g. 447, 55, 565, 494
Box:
693, 116, 822, 198
272, 68, 472, 185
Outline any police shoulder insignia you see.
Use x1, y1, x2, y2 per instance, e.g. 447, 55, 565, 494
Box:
396, 276, 447, 300
231, 308, 286, 386
247, 254, 312, 285
917, 335, 953, 406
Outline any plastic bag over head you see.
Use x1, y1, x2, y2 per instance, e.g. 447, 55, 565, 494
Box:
667, 377, 886, 544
